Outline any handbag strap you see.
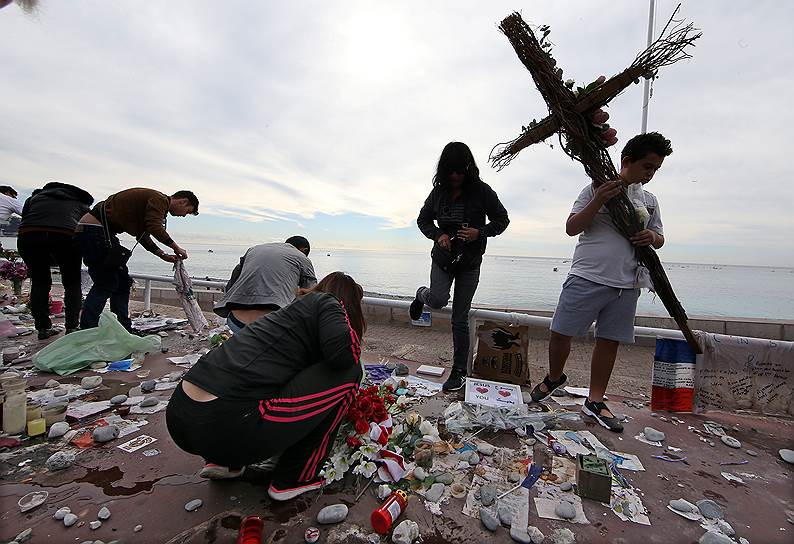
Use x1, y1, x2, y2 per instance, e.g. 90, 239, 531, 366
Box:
100, 201, 145, 253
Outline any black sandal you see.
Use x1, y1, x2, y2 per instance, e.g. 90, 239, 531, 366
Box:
529, 373, 568, 403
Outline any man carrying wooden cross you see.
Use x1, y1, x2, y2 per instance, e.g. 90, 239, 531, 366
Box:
490, 9, 700, 431
530, 132, 672, 432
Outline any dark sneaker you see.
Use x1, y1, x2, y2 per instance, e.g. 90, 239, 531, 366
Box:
37, 328, 60, 341
268, 478, 324, 501
529, 373, 568, 403
409, 289, 425, 321
65, 328, 79, 335
442, 370, 466, 392
582, 399, 624, 433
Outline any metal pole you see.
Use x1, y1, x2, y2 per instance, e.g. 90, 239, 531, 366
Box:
144, 279, 152, 311
641, 0, 656, 133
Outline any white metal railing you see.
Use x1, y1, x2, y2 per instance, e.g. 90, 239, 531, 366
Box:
128, 272, 687, 345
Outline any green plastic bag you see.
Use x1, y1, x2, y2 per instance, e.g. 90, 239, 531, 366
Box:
33, 311, 161, 376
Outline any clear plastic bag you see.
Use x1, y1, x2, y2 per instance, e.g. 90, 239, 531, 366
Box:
626, 183, 650, 228
443, 401, 581, 434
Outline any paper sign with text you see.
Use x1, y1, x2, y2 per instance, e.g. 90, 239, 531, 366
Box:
464, 377, 523, 408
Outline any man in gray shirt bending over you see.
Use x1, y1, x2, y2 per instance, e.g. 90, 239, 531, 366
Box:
214, 236, 317, 333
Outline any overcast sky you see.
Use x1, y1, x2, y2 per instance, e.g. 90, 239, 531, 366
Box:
2, 1, 792, 266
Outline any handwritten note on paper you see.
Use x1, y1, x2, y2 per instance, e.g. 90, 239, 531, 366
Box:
693, 332, 793, 416
464, 378, 523, 408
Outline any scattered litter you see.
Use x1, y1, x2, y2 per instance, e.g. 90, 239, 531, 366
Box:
167, 353, 202, 367
132, 316, 188, 333
563, 386, 594, 398
534, 481, 589, 524
668, 498, 701, 521
635, 432, 664, 447
652, 454, 687, 463
720, 472, 744, 484
18, 490, 48, 513
117, 434, 158, 453
607, 484, 650, 525
416, 364, 445, 377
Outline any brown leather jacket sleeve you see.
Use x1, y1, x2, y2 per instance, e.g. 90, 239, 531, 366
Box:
144, 195, 174, 249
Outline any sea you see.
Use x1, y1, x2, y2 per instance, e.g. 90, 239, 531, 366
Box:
126, 244, 792, 321
4, 238, 792, 321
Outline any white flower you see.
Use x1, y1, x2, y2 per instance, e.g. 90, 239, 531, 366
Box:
353, 461, 378, 478
359, 444, 379, 460
419, 420, 439, 438
320, 466, 337, 482
405, 412, 421, 426
333, 455, 350, 474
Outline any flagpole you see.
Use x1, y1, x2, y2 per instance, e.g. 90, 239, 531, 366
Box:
640, 0, 656, 133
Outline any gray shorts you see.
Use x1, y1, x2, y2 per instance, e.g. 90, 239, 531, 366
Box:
550, 275, 640, 344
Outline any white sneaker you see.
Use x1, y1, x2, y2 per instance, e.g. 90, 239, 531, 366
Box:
199, 463, 245, 479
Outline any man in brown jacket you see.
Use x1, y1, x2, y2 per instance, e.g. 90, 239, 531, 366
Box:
74, 188, 199, 331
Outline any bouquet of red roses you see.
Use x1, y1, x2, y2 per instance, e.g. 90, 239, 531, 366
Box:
321, 384, 406, 483
346, 385, 396, 436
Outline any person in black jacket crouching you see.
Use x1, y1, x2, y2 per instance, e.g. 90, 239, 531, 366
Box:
18, 181, 94, 340
410, 142, 510, 392
167, 271, 366, 501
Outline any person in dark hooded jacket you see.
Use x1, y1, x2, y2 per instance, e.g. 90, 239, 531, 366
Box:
18, 181, 94, 340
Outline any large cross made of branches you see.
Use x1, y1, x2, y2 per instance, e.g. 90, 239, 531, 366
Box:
490, 8, 702, 352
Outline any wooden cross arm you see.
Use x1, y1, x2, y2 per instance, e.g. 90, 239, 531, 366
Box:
497, 64, 648, 159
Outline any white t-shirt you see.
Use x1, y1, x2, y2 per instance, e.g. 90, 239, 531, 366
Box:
568, 183, 663, 289
0, 193, 23, 223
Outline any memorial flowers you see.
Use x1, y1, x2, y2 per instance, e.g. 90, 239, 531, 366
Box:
320, 384, 411, 483
0, 259, 28, 295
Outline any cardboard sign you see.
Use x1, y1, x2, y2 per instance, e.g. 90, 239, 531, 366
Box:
471, 321, 530, 385
464, 377, 522, 408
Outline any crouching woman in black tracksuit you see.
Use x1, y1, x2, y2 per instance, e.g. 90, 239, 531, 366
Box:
166, 272, 366, 501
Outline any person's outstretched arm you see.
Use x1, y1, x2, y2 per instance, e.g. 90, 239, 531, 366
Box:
145, 195, 188, 261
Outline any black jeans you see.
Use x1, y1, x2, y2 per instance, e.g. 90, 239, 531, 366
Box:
166, 362, 360, 486
17, 231, 83, 331
417, 262, 481, 373
74, 226, 133, 331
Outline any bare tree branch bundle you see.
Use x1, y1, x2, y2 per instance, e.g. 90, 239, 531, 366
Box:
489, 7, 702, 352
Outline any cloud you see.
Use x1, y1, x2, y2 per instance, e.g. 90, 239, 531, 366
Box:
1, 0, 792, 266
